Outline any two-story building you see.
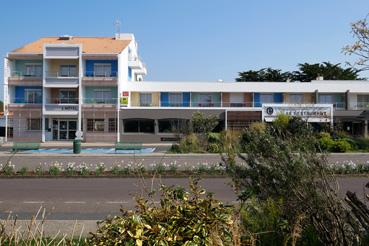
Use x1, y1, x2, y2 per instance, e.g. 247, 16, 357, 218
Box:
4, 34, 369, 143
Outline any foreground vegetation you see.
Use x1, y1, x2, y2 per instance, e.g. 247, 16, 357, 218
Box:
2, 115, 369, 245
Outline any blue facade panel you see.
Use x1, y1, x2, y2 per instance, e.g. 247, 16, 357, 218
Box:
128, 67, 132, 81
182, 92, 190, 107
14, 86, 42, 103
160, 92, 169, 107
254, 93, 261, 107
273, 93, 283, 103
85, 60, 118, 77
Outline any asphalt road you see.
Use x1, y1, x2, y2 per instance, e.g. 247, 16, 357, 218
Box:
0, 177, 367, 220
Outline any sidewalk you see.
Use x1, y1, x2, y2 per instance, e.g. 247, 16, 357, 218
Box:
1, 141, 173, 148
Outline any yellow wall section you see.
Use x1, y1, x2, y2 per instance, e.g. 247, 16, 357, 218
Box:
48, 60, 79, 74
131, 92, 160, 106
303, 93, 314, 103
131, 92, 140, 106
151, 92, 160, 106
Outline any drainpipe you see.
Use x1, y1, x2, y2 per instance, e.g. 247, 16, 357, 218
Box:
314, 90, 319, 104
345, 90, 350, 110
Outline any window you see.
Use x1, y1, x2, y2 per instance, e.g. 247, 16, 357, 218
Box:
260, 94, 274, 104
87, 119, 105, 132
196, 94, 213, 107
108, 118, 117, 132
288, 94, 304, 104
319, 94, 345, 109
25, 64, 42, 77
158, 119, 189, 133
124, 119, 155, 133
94, 89, 113, 104
25, 89, 42, 104
59, 90, 77, 104
229, 93, 244, 107
94, 63, 112, 77
168, 93, 183, 107
128, 67, 132, 81
59, 65, 77, 77
27, 118, 41, 131
357, 95, 369, 108
140, 93, 152, 106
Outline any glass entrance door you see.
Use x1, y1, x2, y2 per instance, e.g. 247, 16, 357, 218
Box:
52, 119, 78, 140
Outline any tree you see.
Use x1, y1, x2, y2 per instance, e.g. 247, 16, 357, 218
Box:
343, 14, 369, 71
236, 68, 293, 82
296, 62, 360, 81
236, 62, 361, 82
223, 116, 364, 244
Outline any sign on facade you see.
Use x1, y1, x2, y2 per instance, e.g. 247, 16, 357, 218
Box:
262, 104, 333, 123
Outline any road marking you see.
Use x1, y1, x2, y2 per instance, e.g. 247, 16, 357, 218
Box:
23, 201, 44, 204
105, 201, 129, 204
64, 201, 86, 204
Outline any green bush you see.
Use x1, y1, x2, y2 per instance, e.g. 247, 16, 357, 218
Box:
88, 179, 236, 245
331, 139, 352, 153
207, 143, 221, 153
318, 132, 335, 151
177, 133, 203, 153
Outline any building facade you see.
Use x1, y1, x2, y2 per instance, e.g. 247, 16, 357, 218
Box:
4, 34, 369, 143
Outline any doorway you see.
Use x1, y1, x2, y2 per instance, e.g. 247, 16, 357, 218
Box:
52, 119, 77, 140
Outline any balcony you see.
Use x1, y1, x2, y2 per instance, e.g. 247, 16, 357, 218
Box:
8, 71, 42, 85
83, 71, 117, 86
8, 98, 42, 108
44, 104, 79, 115
350, 102, 369, 110
128, 58, 144, 69
83, 98, 118, 109
45, 71, 79, 88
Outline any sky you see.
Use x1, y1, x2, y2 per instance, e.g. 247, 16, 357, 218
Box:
0, 0, 368, 99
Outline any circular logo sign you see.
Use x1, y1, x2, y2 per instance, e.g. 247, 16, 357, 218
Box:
266, 107, 274, 115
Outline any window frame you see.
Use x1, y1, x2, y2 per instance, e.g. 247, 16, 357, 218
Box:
94, 63, 112, 77
168, 93, 183, 107
24, 88, 42, 104
139, 93, 152, 106
93, 89, 113, 104
27, 118, 41, 131
87, 119, 105, 132
24, 63, 42, 77
59, 65, 77, 77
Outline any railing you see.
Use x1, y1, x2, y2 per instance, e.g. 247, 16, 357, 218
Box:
84, 98, 118, 104
10, 98, 42, 104
84, 71, 117, 78
10, 71, 42, 78
46, 97, 79, 104
318, 101, 346, 110
46, 71, 78, 78
350, 102, 369, 110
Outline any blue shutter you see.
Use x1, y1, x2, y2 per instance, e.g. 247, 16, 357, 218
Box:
183, 92, 190, 107
15, 86, 25, 103
254, 93, 261, 107
85, 60, 93, 77
273, 93, 283, 103
111, 60, 118, 77
161, 93, 169, 107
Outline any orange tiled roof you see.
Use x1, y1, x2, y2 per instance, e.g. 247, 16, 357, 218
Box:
12, 36, 132, 54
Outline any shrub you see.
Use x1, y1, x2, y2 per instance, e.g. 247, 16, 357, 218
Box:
95, 163, 105, 176
88, 179, 237, 245
191, 112, 219, 134
177, 133, 203, 153
48, 165, 61, 176
249, 122, 266, 133
331, 139, 352, 153
273, 114, 290, 129
318, 132, 335, 151
18, 167, 28, 176
207, 143, 220, 153
1, 164, 15, 176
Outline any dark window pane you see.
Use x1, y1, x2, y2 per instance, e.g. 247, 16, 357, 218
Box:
139, 120, 155, 133
124, 120, 139, 133
109, 118, 117, 132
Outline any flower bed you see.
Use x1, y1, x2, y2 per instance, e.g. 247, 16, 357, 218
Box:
0, 161, 227, 177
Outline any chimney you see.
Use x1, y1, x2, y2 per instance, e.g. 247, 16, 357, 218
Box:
59, 35, 73, 40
